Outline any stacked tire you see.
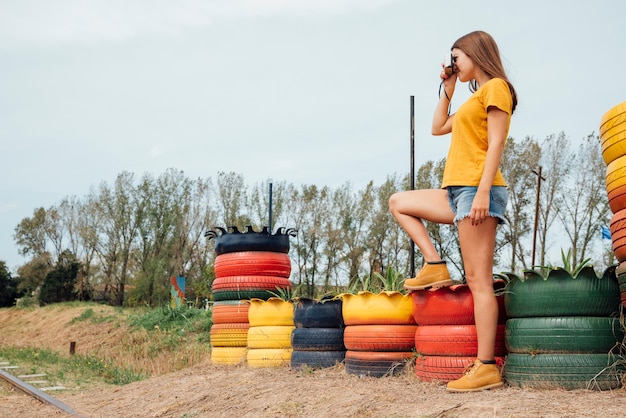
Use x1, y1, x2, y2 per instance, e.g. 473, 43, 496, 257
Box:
206, 226, 296, 365
503, 268, 624, 390
290, 297, 346, 370
411, 282, 507, 383
601, 101, 626, 308
247, 298, 295, 368
341, 291, 417, 377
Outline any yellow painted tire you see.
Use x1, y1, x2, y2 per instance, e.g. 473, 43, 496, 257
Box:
247, 348, 292, 368
210, 323, 249, 347
340, 291, 415, 325
210, 347, 247, 365
247, 325, 295, 349
601, 101, 626, 165
248, 298, 294, 327
605, 155, 626, 207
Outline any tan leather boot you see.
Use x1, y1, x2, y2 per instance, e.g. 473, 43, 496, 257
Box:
403, 261, 453, 290
446, 359, 504, 392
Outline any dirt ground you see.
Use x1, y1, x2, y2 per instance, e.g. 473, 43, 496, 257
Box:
2, 306, 626, 418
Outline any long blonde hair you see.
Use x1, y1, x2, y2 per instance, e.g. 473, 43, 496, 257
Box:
452, 30, 517, 113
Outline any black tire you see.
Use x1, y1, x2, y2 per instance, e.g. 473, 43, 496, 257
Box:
504, 266, 620, 318
293, 297, 344, 328
291, 328, 345, 351
505, 317, 624, 354
344, 358, 408, 378
504, 353, 625, 390
207, 226, 295, 255
290, 350, 346, 369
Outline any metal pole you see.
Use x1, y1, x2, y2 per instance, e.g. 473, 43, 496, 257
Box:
410, 96, 415, 277
268, 182, 273, 233
531, 166, 544, 270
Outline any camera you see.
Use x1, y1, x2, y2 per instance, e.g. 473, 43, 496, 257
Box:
444, 54, 455, 76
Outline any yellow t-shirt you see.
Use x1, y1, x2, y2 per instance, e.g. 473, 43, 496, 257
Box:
441, 77, 513, 188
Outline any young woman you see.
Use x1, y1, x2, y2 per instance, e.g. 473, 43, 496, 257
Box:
389, 30, 517, 392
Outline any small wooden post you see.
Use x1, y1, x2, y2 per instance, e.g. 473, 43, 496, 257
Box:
69, 342, 76, 355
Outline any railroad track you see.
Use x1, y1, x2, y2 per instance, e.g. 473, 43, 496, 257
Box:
0, 361, 84, 417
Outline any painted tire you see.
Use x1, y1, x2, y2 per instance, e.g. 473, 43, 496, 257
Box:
607, 183, 626, 214
617, 263, 626, 308
212, 289, 277, 301
344, 351, 414, 377
606, 155, 626, 212
290, 350, 346, 369
415, 356, 505, 383
504, 267, 620, 318
211, 275, 292, 291
248, 298, 294, 327
504, 353, 624, 390
610, 209, 626, 262
214, 251, 291, 278
600, 101, 626, 165
209, 226, 292, 255
343, 324, 417, 352
414, 324, 506, 357
291, 328, 345, 351
341, 292, 415, 325
246, 348, 292, 368
247, 325, 295, 349
212, 301, 249, 324
411, 281, 507, 325
293, 297, 344, 328
505, 317, 623, 354
210, 346, 247, 365
210, 323, 249, 347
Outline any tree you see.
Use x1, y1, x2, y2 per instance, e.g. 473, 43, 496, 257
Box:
39, 251, 80, 306
0, 261, 23, 307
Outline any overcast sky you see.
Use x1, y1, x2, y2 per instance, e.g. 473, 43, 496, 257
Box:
1, 0, 625, 272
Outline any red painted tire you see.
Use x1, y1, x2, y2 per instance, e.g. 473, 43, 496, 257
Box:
414, 324, 506, 356
411, 281, 507, 325
343, 324, 417, 352
415, 355, 505, 383
211, 275, 291, 292
610, 209, 626, 262
212, 301, 249, 324
214, 251, 291, 279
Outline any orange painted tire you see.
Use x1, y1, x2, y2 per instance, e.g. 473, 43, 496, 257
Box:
210, 347, 247, 365
248, 298, 294, 327
341, 292, 415, 325
210, 323, 250, 347
600, 102, 626, 137
411, 281, 507, 325
343, 324, 417, 352
607, 183, 626, 214
211, 275, 291, 292
214, 251, 291, 279
610, 209, 626, 262
414, 324, 506, 357
212, 301, 249, 324
247, 325, 295, 349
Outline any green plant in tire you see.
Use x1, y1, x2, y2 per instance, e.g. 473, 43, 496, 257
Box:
536, 248, 592, 277
268, 283, 303, 301
347, 267, 407, 294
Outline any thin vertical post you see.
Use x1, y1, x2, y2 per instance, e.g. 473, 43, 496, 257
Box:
410, 96, 415, 277
268, 182, 273, 233
531, 166, 544, 270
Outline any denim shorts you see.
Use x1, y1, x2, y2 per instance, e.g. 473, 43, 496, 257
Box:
446, 186, 508, 225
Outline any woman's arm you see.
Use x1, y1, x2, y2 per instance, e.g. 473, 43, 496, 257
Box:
469, 106, 508, 225
431, 73, 457, 136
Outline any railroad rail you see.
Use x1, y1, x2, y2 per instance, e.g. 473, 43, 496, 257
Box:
0, 368, 84, 417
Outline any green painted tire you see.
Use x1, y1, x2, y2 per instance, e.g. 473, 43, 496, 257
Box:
504, 353, 624, 390
504, 267, 620, 318
505, 317, 623, 354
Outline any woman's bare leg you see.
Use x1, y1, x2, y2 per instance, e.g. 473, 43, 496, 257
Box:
388, 189, 454, 261
457, 217, 499, 361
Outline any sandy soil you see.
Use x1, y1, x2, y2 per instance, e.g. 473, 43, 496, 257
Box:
2, 306, 626, 418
